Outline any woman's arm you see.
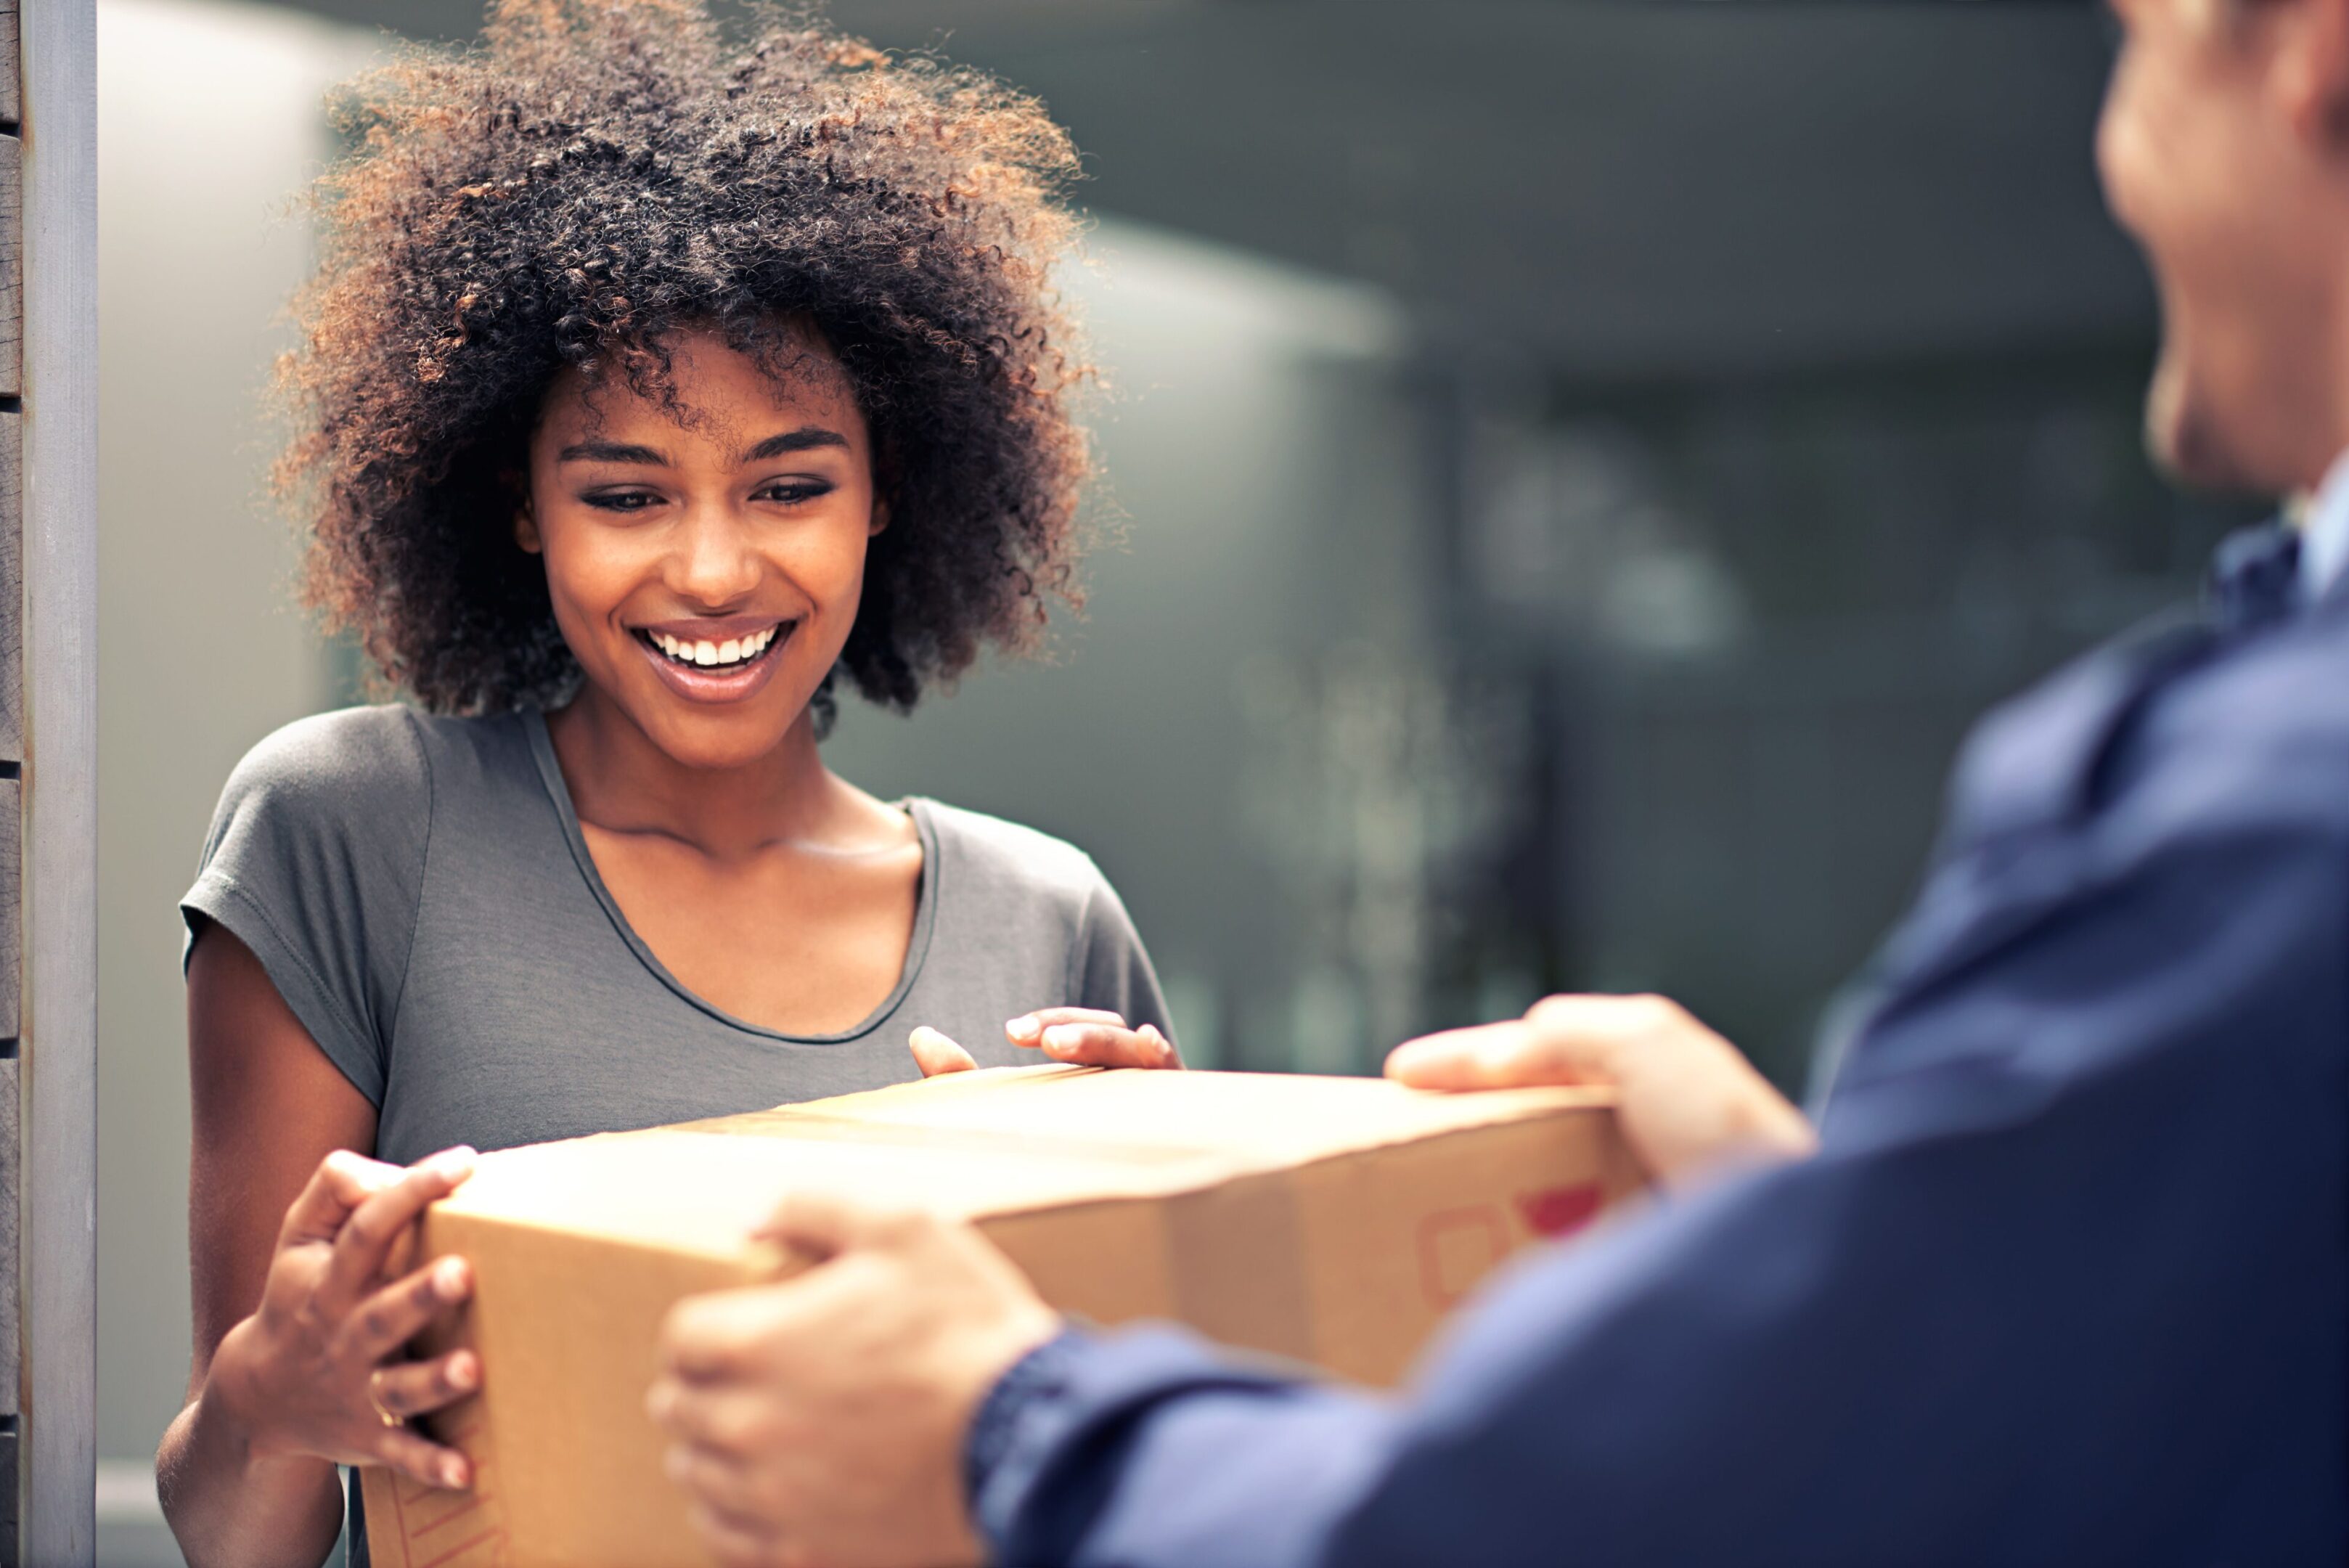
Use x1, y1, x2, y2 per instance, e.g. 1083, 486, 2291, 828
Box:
158, 927, 478, 1568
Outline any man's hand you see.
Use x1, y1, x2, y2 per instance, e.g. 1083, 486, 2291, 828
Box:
649, 1193, 1061, 1568
1386, 995, 1815, 1191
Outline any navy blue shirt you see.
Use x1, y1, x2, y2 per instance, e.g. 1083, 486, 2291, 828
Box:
967, 525, 2349, 1566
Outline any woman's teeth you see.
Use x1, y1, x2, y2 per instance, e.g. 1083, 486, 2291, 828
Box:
648, 626, 780, 669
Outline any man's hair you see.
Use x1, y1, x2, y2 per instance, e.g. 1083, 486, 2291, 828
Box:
279, 0, 1092, 716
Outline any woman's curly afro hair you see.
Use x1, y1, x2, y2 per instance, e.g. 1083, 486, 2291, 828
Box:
281, 0, 1092, 716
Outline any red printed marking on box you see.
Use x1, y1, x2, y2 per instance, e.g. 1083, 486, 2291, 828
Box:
1515, 1182, 1604, 1239
416, 1524, 506, 1568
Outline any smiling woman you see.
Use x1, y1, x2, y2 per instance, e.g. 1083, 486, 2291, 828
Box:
149, 7, 1178, 1567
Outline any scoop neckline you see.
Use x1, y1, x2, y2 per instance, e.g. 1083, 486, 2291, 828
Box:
520, 707, 940, 1046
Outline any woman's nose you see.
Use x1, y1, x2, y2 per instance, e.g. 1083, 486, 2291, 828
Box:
666, 501, 762, 607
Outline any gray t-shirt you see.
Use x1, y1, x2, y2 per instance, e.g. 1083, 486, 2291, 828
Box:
183, 704, 1172, 1166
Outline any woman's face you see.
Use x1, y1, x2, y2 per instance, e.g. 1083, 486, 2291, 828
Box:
521, 327, 883, 769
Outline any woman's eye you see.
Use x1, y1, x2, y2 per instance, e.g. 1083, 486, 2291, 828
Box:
756, 479, 834, 506
584, 490, 662, 513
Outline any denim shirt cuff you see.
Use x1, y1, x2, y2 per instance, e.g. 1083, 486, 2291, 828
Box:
964, 1320, 1093, 1550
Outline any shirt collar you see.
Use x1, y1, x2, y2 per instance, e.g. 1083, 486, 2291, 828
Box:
2295, 447, 2349, 604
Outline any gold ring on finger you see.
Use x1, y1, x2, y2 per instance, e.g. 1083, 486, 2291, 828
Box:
367, 1371, 404, 1429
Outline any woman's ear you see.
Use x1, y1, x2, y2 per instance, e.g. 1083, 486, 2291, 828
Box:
514, 499, 543, 555
867, 497, 891, 539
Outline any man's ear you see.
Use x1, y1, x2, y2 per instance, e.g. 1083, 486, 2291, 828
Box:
514, 498, 544, 555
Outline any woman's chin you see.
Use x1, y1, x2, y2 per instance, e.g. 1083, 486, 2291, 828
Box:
611, 674, 827, 772
640, 710, 810, 772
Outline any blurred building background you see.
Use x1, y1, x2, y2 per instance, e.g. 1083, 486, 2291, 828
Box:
93, 1, 2257, 1560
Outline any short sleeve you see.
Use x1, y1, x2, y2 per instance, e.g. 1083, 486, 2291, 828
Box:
1071, 870, 1176, 1047
181, 706, 433, 1107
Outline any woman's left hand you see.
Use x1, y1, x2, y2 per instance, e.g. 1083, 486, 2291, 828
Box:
908, 1009, 1182, 1077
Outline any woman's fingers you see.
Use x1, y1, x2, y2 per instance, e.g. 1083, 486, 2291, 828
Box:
915, 1016, 1182, 1073
319, 1148, 475, 1310
380, 1216, 421, 1284
907, 1026, 979, 1077
276, 1148, 404, 1251
367, 1348, 482, 1422
1004, 1008, 1128, 1047
1026, 1021, 1179, 1068
341, 1256, 473, 1365
372, 1423, 473, 1493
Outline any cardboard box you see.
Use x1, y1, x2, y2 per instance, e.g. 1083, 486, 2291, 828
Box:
362, 1064, 1638, 1567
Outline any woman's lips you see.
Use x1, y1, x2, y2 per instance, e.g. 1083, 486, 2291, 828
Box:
632, 622, 794, 704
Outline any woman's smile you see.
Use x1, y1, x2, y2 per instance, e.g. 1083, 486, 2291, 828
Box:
630, 616, 797, 704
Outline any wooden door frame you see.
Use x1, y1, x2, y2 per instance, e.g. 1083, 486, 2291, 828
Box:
20, 0, 97, 1559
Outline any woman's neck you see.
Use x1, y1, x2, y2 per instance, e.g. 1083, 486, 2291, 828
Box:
546, 686, 884, 862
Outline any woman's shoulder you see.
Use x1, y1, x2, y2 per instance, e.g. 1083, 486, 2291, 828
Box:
211, 704, 534, 846
223, 703, 424, 793
910, 799, 1167, 1023
911, 799, 1116, 907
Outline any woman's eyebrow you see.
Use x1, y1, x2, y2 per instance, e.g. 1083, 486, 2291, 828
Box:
559, 438, 671, 465
743, 428, 849, 462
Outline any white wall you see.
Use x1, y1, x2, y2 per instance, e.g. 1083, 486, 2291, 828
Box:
96, 1, 376, 1556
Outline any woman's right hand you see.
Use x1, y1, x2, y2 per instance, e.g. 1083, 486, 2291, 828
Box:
203, 1145, 484, 1492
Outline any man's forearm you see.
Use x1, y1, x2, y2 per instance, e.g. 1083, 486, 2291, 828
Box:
969, 1326, 1397, 1568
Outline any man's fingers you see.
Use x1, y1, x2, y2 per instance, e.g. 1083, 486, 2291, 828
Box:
1385, 1021, 1531, 1088
367, 1348, 482, 1421
319, 1148, 475, 1310
665, 1441, 763, 1514
659, 1283, 795, 1384
752, 1186, 921, 1262
277, 1149, 403, 1249
651, 1377, 777, 1458
685, 1497, 793, 1568
1389, 996, 1689, 1091
1005, 1008, 1128, 1046
375, 1425, 472, 1492
1386, 1020, 1597, 1090
908, 1026, 979, 1077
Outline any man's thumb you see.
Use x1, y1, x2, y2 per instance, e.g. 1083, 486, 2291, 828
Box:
755, 1186, 875, 1266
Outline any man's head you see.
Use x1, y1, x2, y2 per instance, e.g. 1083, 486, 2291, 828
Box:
2101, 0, 2349, 494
